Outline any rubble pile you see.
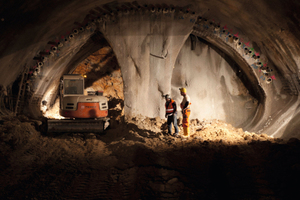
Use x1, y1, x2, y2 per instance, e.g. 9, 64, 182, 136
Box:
0, 102, 299, 199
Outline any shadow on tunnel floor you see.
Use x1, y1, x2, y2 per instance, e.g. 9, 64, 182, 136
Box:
0, 127, 300, 200
1, 100, 300, 199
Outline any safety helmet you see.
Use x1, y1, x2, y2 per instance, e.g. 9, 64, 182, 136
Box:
165, 94, 171, 99
179, 87, 187, 93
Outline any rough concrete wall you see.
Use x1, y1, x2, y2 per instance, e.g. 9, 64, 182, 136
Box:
171, 36, 258, 127
100, 11, 194, 118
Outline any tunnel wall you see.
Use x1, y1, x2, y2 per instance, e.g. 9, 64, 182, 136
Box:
171, 36, 258, 127
1, 0, 300, 138
99, 9, 195, 119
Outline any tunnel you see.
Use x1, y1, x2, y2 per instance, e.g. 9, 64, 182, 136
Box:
1, 0, 300, 138
1, 0, 300, 199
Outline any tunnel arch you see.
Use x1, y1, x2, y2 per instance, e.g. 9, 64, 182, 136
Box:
171, 34, 265, 128
1, 1, 297, 138
27, 3, 268, 121
38, 30, 123, 118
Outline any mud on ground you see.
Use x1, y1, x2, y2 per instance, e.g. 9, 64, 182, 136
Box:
1, 101, 300, 199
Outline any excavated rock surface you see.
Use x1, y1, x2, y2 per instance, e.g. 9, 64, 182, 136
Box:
1, 99, 300, 199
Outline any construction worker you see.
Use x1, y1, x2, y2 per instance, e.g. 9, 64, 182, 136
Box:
179, 88, 191, 137
165, 94, 179, 137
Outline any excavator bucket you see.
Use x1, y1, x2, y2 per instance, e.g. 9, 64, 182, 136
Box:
47, 118, 110, 133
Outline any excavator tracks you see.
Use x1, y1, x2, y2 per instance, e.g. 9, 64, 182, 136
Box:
47, 118, 110, 133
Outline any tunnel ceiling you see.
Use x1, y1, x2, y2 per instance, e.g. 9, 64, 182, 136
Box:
1, 0, 300, 139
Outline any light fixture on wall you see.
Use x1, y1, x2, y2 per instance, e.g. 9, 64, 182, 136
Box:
41, 56, 48, 62
38, 62, 44, 67
97, 16, 103, 23
233, 37, 239, 44
170, 7, 175, 13
57, 42, 63, 48
261, 66, 269, 74
86, 23, 92, 30
237, 42, 242, 49
79, 27, 85, 32
228, 34, 233, 43
73, 29, 79, 35
51, 46, 58, 52
244, 47, 249, 55
256, 62, 262, 67
248, 50, 252, 56
183, 10, 190, 17
151, 6, 156, 13
69, 34, 74, 40
266, 77, 272, 84
214, 25, 220, 32
163, 7, 169, 14
157, 7, 162, 13
64, 38, 69, 44
221, 29, 227, 38
256, 55, 260, 62
33, 66, 41, 76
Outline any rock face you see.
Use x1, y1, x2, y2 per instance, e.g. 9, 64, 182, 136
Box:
101, 10, 195, 119
171, 36, 259, 127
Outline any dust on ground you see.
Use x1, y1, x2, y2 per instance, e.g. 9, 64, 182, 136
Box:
1, 100, 300, 199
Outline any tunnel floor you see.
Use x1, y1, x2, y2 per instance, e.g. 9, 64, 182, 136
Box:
1, 99, 300, 199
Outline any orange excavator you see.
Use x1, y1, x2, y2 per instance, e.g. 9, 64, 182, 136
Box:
47, 74, 109, 133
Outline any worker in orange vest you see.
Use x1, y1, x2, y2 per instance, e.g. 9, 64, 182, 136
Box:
179, 88, 191, 137
165, 94, 179, 137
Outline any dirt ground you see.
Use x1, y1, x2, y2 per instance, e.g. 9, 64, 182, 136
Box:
1, 97, 300, 200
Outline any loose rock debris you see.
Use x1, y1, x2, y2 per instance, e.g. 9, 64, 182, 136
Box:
0, 109, 300, 199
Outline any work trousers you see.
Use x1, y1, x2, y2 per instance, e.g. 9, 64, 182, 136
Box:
182, 108, 191, 127
182, 108, 191, 136
167, 113, 179, 134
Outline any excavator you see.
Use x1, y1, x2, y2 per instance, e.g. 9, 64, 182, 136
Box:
47, 74, 109, 133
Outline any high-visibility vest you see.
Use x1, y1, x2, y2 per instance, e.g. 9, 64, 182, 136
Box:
165, 99, 175, 114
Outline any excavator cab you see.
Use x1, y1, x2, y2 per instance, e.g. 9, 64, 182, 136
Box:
59, 74, 108, 119
47, 74, 109, 134
63, 78, 84, 95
